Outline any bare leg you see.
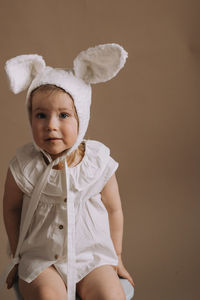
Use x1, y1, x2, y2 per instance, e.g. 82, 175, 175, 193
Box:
18, 266, 67, 300
77, 265, 126, 300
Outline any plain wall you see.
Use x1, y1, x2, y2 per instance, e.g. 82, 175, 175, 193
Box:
0, 0, 199, 299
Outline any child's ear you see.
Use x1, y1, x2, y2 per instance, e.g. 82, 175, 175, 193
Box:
73, 43, 128, 84
5, 54, 45, 94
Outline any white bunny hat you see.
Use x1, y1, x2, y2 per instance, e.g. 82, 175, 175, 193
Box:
5, 43, 128, 155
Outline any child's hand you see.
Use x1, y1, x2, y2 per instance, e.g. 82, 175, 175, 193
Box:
6, 264, 18, 289
116, 255, 135, 287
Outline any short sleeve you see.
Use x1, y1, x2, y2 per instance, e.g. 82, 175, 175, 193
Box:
100, 156, 119, 190
9, 156, 34, 195
62, 140, 119, 194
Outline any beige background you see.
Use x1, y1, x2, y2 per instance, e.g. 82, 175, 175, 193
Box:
0, 0, 200, 299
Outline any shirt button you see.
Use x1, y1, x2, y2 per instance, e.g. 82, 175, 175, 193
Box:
54, 254, 58, 260
64, 198, 67, 203
59, 225, 64, 230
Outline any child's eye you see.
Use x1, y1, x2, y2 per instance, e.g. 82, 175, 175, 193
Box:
59, 113, 69, 119
36, 113, 46, 119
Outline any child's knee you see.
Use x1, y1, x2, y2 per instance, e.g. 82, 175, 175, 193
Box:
35, 285, 61, 300
85, 287, 126, 300
107, 288, 126, 300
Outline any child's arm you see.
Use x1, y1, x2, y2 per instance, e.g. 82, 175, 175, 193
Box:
101, 173, 134, 286
3, 168, 23, 288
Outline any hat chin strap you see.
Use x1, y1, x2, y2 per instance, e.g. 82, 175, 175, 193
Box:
32, 141, 69, 165
32, 135, 84, 164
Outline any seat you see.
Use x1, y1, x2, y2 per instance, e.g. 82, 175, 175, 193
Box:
13, 278, 134, 300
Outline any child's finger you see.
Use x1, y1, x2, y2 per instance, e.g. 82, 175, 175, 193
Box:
6, 276, 14, 289
118, 268, 135, 287
127, 274, 135, 287
124, 274, 134, 287
6, 278, 12, 289
6, 269, 17, 289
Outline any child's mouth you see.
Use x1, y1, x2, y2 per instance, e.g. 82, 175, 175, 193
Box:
45, 138, 62, 141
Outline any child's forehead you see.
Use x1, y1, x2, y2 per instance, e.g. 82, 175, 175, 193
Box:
32, 88, 74, 109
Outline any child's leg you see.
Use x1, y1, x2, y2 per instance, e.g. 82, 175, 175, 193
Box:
77, 265, 126, 300
18, 265, 67, 300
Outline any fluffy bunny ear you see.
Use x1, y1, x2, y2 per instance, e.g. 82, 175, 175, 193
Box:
5, 54, 46, 94
73, 43, 128, 84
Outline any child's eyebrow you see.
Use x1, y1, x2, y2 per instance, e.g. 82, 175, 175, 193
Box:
32, 107, 74, 112
58, 107, 74, 112
33, 107, 44, 112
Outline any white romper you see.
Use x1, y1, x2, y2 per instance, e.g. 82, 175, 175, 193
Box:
1, 139, 119, 298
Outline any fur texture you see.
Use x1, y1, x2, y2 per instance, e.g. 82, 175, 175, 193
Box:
5, 55, 45, 94
73, 43, 128, 84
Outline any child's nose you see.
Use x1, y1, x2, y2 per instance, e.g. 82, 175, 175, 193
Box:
46, 116, 58, 131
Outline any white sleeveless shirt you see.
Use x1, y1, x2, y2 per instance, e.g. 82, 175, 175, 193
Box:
1, 139, 118, 299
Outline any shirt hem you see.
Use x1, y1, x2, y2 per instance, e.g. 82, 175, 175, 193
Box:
18, 260, 118, 285
75, 261, 118, 283
18, 261, 55, 283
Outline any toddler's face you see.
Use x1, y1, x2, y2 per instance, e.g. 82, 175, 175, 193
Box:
31, 89, 78, 160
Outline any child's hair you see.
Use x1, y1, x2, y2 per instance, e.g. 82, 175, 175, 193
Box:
30, 84, 85, 167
